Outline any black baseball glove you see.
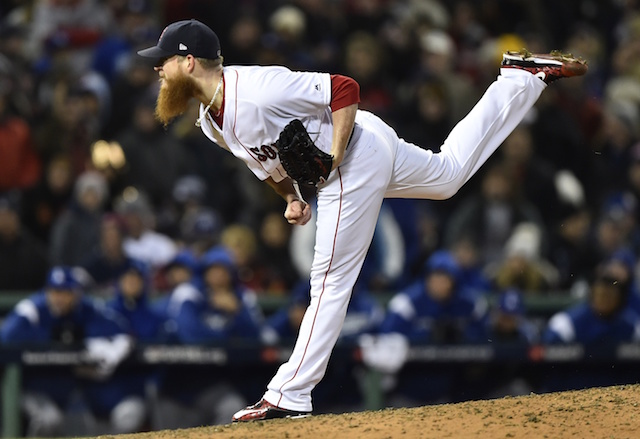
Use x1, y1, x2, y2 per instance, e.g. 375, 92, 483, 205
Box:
275, 119, 333, 186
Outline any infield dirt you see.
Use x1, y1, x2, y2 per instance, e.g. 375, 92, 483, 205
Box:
92, 384, 640, 439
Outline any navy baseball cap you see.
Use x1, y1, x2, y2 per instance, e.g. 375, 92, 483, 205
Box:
137, 19, 221, 60
46, 267, 82, 291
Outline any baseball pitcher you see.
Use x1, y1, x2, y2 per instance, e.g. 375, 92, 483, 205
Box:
137, 19, 587, 421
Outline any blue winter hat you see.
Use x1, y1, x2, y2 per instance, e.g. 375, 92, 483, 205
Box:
46, 266, 82, 291
199, 246, 239, 289
199, 246, 236, 272
424, 250, 461, 279
125, 258, 150, 276
607, 248, 636, 272
166, 250, 199, 272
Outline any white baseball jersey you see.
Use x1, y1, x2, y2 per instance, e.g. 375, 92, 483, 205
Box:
198, 65, 335, 183
199, 65, 547, 412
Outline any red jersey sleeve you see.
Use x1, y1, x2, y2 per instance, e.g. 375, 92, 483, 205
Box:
330, 74, 360, 112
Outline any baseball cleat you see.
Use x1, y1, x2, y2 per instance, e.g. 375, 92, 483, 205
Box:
501, 49, 588, 84
232, 399, 311, 422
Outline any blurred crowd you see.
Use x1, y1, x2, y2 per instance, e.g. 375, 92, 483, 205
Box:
2, 0, 640, 436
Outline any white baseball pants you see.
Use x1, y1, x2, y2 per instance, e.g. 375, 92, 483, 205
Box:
263, 69, 546, 411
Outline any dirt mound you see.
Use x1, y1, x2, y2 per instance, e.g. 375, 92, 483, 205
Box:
96, 384, 640, 439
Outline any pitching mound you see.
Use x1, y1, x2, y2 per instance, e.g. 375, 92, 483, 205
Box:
97, 384, 639, 439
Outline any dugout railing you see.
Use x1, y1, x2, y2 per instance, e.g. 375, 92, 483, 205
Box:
2, 341, 640, 437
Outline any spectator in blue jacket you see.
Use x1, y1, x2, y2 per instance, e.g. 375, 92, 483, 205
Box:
0, 266, 135, 437
378, 250, 489, 344
171, 246, 263, 343
154, 248, 201, 326
107, 258, 165, 341
152, 246, 259, 429
542, 270, 640, 345
163, 249, 201, 292
87, 258, 167, 434
595, 248, 640, 316
541, 268, 640, 392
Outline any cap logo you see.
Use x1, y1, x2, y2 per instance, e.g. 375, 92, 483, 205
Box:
52, 268, 65, 284
179, 43, 188, 51
158, 26, 168, 43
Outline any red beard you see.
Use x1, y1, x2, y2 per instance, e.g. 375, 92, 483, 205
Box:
155, 72, 200, 127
